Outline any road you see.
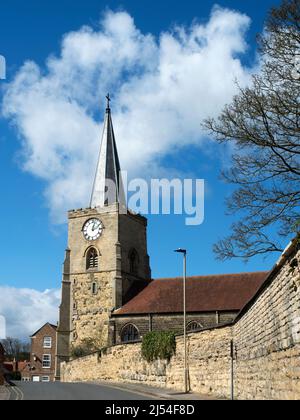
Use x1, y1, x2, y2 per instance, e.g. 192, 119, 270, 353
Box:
10, 382, 155, 401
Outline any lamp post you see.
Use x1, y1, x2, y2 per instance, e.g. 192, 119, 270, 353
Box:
174, 248, 188, 394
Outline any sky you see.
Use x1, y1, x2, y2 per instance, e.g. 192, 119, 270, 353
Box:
0, 0, 284, 339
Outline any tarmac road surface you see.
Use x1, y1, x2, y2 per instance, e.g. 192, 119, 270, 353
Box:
10, 381, 155, 401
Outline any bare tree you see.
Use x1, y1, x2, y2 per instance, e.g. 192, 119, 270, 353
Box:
204, 0, 300, 261
1, 338, 30, 361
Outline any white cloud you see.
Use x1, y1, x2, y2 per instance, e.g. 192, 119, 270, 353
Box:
0, 287, 60, 340
2, 6, 255, 222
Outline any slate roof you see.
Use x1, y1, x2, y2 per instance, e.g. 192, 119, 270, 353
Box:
114, 272, 269, 315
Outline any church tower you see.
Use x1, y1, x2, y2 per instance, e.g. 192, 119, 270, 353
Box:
55, 96, 151, 379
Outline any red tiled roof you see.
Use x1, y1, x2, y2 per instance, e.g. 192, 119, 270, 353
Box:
18, 361, 30, 372
114, 272, 269, 315
3, 361, 29, 372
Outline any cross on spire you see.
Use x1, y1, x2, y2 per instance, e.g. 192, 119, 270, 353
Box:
106, 93, 111, 112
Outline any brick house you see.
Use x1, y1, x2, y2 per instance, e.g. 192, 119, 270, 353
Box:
22, 323, 57, 382
0, 343, 4, 385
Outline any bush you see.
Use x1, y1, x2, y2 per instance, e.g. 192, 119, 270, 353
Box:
71, 338, 99, 359
141, 331, 176, 363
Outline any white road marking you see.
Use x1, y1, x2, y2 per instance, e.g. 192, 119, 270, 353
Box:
9, 385, 24, 400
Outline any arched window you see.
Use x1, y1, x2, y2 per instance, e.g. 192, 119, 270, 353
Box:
121, 324, 140, 343
86, 248, 98, 270
187, 321, 202, 332
129, 249, 139, 274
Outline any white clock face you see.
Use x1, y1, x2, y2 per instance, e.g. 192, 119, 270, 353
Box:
83, 219, 103, 241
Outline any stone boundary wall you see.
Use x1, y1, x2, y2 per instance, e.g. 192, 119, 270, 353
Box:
61, 240, 300, 400
61, 326, 233, 397
233, 243, 300, 400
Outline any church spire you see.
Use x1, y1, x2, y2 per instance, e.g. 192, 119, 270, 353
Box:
90, 95, 123, 208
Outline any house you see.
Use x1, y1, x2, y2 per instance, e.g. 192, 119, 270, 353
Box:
22, 323, 57, 382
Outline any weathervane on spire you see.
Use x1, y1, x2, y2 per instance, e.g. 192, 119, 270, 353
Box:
106, 93, 111, 112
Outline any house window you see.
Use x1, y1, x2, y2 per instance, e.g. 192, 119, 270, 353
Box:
42, 354, 51, 369
43, 337, 52, 349
86, 248, 99, 270
42, 376, 50, 382
187, 321, 202, 332
129, 249, 139, 274
121, 324, 140, 343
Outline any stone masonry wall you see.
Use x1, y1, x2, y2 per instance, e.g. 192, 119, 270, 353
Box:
61, 326, 233, 397
72, 272, 115, 347
67, 206, 119, 349
61, 242, 300, 400
233, 246, 300, 400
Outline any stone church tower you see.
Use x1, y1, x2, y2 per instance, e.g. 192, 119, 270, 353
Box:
55, 97, 151, 379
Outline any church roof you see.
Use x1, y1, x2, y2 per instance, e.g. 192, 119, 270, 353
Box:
90, 95, 123, 208
113, 271, 269, 315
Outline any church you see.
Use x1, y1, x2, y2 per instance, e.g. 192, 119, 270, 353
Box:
55, 97, 269, 380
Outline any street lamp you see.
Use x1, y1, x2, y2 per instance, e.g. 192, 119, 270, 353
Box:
174, 248, 189, 394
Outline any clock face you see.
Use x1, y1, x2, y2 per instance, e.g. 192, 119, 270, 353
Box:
83, 218, 103, 241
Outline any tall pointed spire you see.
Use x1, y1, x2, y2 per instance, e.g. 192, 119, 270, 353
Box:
90, 95, 123, 208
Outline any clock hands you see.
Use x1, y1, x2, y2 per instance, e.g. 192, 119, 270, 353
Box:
92, 222, 99, 232
91, 221, 102, 232
83, 219, 102, 240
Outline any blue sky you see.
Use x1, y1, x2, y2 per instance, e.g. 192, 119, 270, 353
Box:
0, 0, 285, 337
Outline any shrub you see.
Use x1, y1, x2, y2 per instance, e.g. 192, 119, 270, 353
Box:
71, 337, 99, 359
141, 331, 176, 363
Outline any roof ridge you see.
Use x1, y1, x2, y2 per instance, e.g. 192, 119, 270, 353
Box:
30, 322, 57, 337
154, 271, 270, 281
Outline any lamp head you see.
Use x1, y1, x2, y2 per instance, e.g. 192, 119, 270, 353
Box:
174, 248, 187, 255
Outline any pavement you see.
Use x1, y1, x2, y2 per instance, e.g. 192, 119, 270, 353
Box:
0, 385, 10, 400
5, 381, 219, 401
92, 381, 218, 400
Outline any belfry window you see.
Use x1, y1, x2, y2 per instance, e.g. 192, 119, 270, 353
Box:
187, 321, 202, 332
129, 249, 139, 274
86, 248, 98, 270
121, 324, 140, 343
